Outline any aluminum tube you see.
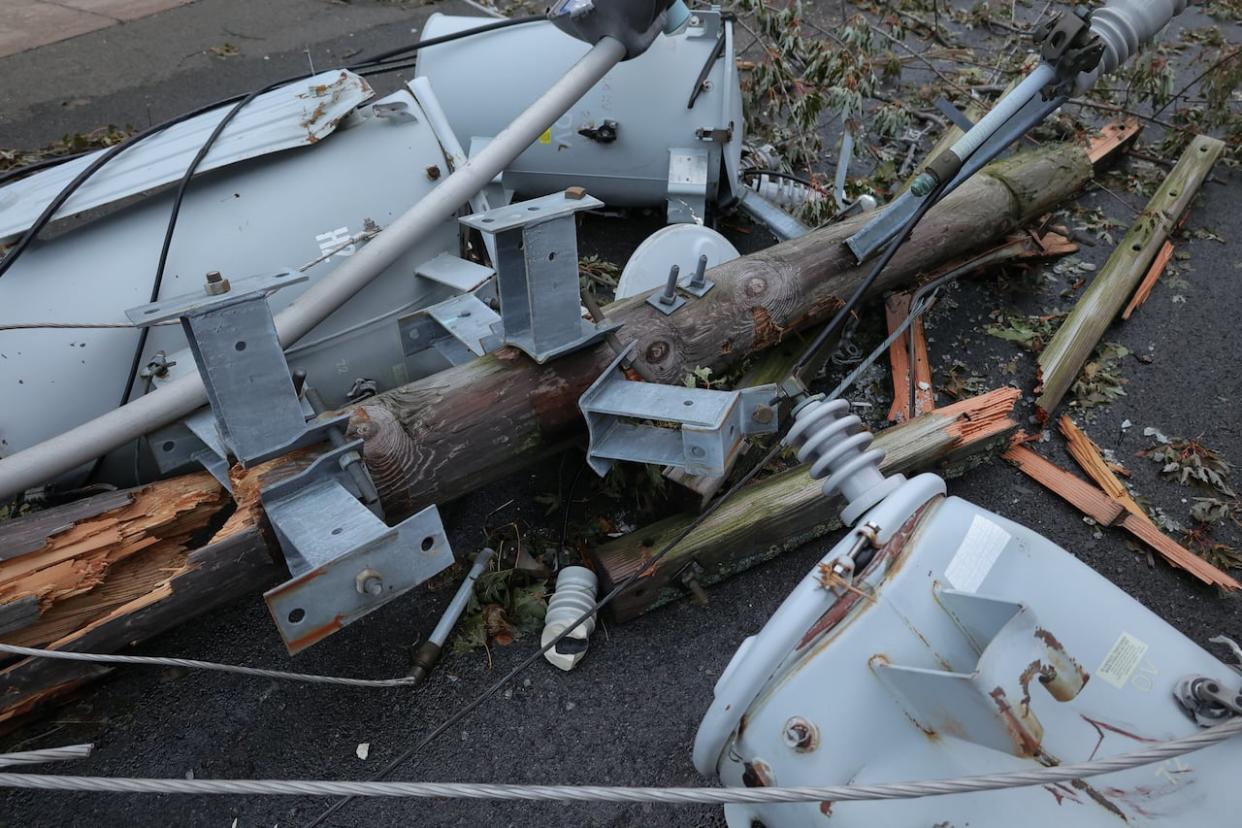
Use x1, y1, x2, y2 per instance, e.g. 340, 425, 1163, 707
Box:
429, 547, 495, 646
0, 37, 627, 501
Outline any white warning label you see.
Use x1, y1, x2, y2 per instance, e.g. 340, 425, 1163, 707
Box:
943, 514, 1010, 593
1097, 632, 1150, 689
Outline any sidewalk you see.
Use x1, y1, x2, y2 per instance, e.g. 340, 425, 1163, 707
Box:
0, 0, 194, 58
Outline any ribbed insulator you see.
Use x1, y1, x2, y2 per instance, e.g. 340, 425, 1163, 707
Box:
541, 566, 598, 672
1090, 0, 1187, 77
783, 398, 904, 525
751, 174, 825, 212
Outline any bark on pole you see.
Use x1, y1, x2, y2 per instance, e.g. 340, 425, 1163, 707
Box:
0, 141, 1098, 722
356, 143, 1094, 519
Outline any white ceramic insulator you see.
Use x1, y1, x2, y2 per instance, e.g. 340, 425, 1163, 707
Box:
541, 566, 599, 672
750, 174, 824, 211
783, 398, 905, 526
1077, 0, 1189, 92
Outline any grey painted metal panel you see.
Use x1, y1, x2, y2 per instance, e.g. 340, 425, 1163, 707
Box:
0, 70, 374, 243
0, 90, 458, 463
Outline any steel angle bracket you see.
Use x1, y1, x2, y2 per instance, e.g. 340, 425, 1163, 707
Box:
126, 270, 348, 467
400, 291, 503, 367
579, 343, 779, 477
460, 190, 617, 363
261, 442, 455, 654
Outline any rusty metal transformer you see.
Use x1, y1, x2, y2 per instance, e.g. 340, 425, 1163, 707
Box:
695, 399, 1242, 826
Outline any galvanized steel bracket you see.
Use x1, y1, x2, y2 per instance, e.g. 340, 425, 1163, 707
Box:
126, 270, 349, 467
579, 343, 779, 477
260, 443, 455, 654
460, 191, 617, 363
400, 290, 503, 367
667, 147, 710, 225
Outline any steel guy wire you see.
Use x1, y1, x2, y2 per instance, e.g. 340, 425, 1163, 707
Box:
0, 643, 423, 689
5, 717, 1241, 804
0, 744, 93, 768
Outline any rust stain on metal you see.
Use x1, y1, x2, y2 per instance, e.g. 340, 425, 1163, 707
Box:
796, 504, 930, 651
989, 686, 1044, 756
819, 801, 834, 817
1035, 627, 1090, 701
286, 615, 344, 652
741, 759, 774, 788
1071, 779, 1129, 822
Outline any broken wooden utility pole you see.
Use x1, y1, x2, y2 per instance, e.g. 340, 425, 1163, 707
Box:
0, 134, 1121, 723
354, 142, 1094, 520
590, 388, 1020, 622
1035, 134, 1225, 419
1003, 435, 1241, 591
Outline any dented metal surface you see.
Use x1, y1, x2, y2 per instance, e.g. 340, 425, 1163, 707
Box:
0, 70, 374, 243
697, 490, 1242, 826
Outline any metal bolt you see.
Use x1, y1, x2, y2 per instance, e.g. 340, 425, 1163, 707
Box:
204, 270, 230, 295
425, 165, 441, 181
689, 255, 709, 290
356, 569, 384, 596
659, 265, 680, 306
751, 404, 775, 425
782, 717, 819, 752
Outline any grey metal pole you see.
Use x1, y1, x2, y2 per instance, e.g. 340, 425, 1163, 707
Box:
0, 37, 628, 501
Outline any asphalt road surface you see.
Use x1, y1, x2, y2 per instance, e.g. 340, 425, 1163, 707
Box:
1, 2, 1240, 826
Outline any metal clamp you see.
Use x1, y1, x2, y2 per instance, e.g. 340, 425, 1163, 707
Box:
1034, 7, 1104, 97
261, 443, 455, 654
400, 288, 503, 368
667, 147, 710, 225
125, 270, 349, 467
579, 343, 778, 477
1175, 675, 1242, 727
460, 190, 617, 363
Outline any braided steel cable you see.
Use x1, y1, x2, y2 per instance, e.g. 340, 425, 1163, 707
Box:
0, 744, 93, 768
1, 717, 1238, 803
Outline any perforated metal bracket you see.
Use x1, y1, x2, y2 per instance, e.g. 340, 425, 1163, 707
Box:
579, 343, 779, 477
260, 442, 455, 654
460, 191, 617, 363
400, 291, 503, 367
126, 270, 348, 467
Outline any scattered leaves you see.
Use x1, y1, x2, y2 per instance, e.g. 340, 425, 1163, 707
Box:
1142, 437, 1237, 497
1070, 342, 1129, 410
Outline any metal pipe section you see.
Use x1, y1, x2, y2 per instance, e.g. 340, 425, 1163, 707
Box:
0, 37, 627, 501
737, 188, 810, 241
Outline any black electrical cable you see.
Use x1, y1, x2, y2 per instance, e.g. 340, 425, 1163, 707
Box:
115, 89, 268, 410
355, 14, 542, 65
0, 14, 545, 284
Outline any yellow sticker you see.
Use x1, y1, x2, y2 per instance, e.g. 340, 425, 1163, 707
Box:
538, 128, 553, 145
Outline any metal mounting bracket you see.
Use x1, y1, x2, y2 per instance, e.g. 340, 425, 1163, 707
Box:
579, 343, 779, 477
400, 290, 503, 367
261, 442, 455, 654
460, 190, 617, 363
126, 270, 349, 467
667, 147, 710, 225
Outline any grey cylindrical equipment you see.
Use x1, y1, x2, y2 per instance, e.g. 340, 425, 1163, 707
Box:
416, 11, 743, 208
1077, 0, 1189, 92
0, 37, 627, 501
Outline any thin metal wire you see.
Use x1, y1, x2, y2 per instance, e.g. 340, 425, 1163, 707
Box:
3, 717, 1239, 803
0, 643, 421, 689
0, 744, 93, 768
